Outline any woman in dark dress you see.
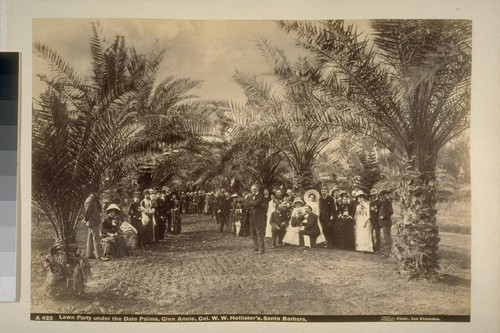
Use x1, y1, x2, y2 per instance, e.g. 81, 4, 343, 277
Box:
128, 192, 145, 246
336, 192, 355, 250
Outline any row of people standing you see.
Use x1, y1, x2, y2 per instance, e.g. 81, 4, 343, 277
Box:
291, 187, 394, 254
234, 185, 394, 255
128, 189, 182, 246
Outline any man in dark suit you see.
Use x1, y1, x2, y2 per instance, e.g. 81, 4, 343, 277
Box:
218, 190, 231, 232
369, 189, 382, 252
319, 187, 336, 248
298, 205, 321, 248
247, 184, 267, 254
378, 190, 394, 255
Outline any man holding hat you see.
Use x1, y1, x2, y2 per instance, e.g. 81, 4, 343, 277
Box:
369, 189, 382, 252
378, 190, 394, 255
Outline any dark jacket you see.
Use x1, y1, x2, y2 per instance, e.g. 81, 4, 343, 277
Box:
128, 201, 142, 221
302, 212, 321, 236
220, 196, 232, 217
370, 199, 382, 228
246, 192, 267, 224
84, 195, 102, 227
378, 199, 394, 227
101, 216, 120, 236
269, 210, 289, 230
319, 195, 335, 222
337, 203, 353, 220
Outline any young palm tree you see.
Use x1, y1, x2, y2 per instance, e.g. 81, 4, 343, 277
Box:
278, 20, 471, 278
33, 22, 213, 294
223, 39, 338, 192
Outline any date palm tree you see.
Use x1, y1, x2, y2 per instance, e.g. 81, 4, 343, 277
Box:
223, 39, 338, 192
278, 20, 471, 278
33, 22, 213, 294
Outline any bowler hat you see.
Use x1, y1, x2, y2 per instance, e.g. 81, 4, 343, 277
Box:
379, 190, 390, 196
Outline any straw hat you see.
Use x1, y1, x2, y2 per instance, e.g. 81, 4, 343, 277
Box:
369, 189, 378, 196
293, 198, 305, 205
355, 190, 368, 199
106, 203, 121, 213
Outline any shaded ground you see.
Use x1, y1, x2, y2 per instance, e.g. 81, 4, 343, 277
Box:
31, 214, 470, 316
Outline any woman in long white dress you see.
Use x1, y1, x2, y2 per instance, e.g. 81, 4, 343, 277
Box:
354, 191, 373, 252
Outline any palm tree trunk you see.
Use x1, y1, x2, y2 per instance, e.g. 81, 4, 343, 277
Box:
393, 160, 440, 279
292, 170, 315, 194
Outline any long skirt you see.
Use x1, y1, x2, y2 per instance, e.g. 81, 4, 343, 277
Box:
337, 217, 355, 250
101, 235, 130, 257
282, 226, 301, 246
355, 220, 373, 252
142, 213, 155, 244
172, 211, 182, 234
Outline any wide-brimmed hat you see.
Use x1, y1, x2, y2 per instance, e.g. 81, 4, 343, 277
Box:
229, 193, 239, 198
355, 190, 368, 199
106, 203, 121, 213
369, 189, 378, 196
293, 198, 305, 205
304, 189, 320, 203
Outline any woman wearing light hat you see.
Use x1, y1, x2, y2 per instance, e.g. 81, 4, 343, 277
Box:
354, 190, 374, 253
100, 204, 130, 258
282, 197, 306, 246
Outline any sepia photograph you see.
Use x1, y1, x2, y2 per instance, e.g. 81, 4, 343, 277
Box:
29, 18, 472, 322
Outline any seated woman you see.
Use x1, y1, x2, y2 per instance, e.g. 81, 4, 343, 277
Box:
282, 198, 306, 246
101, 204, 130, 258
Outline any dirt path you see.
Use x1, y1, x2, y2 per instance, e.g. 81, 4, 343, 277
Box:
31, 214, 470, 316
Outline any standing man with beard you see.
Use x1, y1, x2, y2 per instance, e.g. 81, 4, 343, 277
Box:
247, 184, 267, 254
319, 187, 336, 249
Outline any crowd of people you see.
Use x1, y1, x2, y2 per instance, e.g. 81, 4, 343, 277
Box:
82, 183, 394, 260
